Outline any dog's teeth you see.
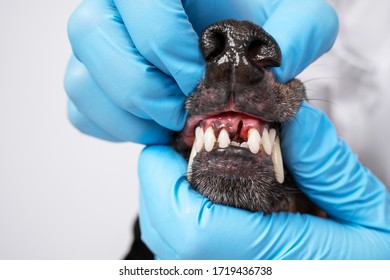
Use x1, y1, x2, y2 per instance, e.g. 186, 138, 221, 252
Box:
269, 128, 276, 148
187, 142, 197, 182
194, 126, 204, 152
272, 136, 284, 184
240, 142, 249, 148
262, 127, 272, 155
204, 126, 216, 152
247, 128, 261, 154
218, 128, 230, 148
230, 141, 240, 147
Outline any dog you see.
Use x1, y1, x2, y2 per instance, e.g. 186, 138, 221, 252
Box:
125, 19, 323, 260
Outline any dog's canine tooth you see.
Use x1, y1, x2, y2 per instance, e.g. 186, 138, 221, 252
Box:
262, 127, 272, 155
194, 126, 204, 153
204, 126, 216, 152
247, 128, 261, 154
218, 128, 230, 148
269, 128, 277, 148
187, 142, 197, 181
272, 136, 284, 183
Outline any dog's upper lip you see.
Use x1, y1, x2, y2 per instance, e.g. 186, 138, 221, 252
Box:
181, 109, 274, 148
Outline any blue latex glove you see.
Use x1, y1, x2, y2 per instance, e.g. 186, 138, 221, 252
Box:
138, 102, 390, 259
65, 0, 337, 144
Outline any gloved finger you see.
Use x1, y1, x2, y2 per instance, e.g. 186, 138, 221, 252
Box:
262, 0, 338, 83
67, 101, 121, 142
282, 102, 390, 229
183, 0, 268, 36
138, 146, 390, 259
67, 0, 186, 131
64, 55, 172, 144
113, 0, 204, 95
139, 193, 178, 260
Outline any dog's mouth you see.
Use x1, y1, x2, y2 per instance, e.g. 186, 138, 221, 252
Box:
181, 110, 284, 185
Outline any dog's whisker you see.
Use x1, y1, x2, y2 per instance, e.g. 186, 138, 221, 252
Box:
305, 98, 339, 107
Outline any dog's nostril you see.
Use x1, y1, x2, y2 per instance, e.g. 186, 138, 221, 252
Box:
203, 31, 226, 61
247, 40, 281, 69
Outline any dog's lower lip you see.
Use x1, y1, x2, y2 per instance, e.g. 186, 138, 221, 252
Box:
213, 146, 257, 159
192, 147, 266, 178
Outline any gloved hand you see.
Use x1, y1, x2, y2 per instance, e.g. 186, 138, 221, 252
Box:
65, 0, 338, 144
138, 102, 390, 259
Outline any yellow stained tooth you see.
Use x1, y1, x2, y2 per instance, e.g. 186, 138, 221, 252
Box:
204, 126, 216, 152
247, 128, 261, 154
218, 128, 230, 148
194, 126, 204, 152
262, 128, 272, 155
272, 136, 284, 184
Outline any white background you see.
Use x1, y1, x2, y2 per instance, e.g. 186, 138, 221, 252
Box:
0, 1, 141, 259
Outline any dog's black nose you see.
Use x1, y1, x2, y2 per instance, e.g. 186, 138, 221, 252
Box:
200, 19, 281, 86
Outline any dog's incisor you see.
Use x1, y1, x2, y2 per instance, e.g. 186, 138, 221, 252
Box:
173, 19, 324, 216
